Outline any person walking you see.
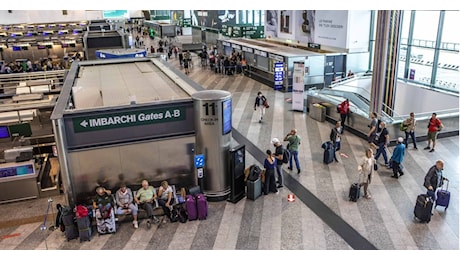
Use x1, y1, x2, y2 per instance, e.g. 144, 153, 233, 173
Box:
271, 138, 285, 188
424, 160, 448, 202
390, 137, 406, 178
367, 112, 379, 150
357, 148, 376, 199
254, 91, 268, 123
338, 99, 350, 131
284, 128, 301, 174
374, 121, 390, 167
424, 113, 443, 152
263, 150, 278, 195
330, 121, 343, 163
403, 112, 418, 149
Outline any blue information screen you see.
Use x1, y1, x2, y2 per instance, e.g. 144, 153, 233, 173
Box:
222, 99, 232, 135
274, 62, 284, 90
0, 163, 35, 178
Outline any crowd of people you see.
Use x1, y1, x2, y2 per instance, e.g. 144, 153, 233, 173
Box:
255, 92, 448, 212
0, 57, 72, 74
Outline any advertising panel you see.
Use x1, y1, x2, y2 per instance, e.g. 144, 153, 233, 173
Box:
314, 10, 348, 49
292, 62, 305, 111
294, 10, 316, 44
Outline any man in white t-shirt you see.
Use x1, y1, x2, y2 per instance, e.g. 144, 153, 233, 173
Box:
157, 181, 174, 222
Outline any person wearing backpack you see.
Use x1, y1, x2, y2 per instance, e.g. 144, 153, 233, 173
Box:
284, 128, 301, 174
403, 112, 418, 149
271, 138, 285, 188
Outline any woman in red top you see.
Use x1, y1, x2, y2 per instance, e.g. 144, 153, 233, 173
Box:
424, 113, 443, 152
338, 99, 350, 131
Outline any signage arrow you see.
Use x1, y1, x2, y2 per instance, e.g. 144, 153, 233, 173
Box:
80, 120, 88, 128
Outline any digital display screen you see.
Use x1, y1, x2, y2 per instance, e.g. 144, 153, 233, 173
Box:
222, 99, 232, 135
61, 43, 69, 48
37, 45, 46, 49
0, 163, 35, 178
12, 46, 21, 51
0, 126, 9, 138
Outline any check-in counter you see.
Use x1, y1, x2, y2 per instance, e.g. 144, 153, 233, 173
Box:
0, 160, 39, 204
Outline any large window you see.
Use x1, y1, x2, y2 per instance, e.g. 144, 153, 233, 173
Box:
395, 10, 459, 93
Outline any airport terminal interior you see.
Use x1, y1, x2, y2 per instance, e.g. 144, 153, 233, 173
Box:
0, 9, 458, 252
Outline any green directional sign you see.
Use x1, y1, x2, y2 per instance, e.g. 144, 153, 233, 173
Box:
72, 107, 186, 133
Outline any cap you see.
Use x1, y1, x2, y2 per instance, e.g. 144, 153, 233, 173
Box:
397, 137, 404, 143
271, 138, 280, 144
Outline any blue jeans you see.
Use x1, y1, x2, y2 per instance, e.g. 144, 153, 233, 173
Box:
375, 143, 389, 165
275, 164, 284, 186
289, 150, 301, 170
404, 131, 417, 148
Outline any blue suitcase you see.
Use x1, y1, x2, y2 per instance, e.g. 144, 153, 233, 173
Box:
435, 180, 450, 210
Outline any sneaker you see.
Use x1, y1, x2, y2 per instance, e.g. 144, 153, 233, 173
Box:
429, 149, 435, 152
287, 167, 292, 170
153, 216, 160, 224
133, 221, 138, 229
162, 218, 168, 224
364, 194, 372, 199
259, 120, 262, 123
146, 219, 151, 229
424, 146, 430, 150
399, 172, 404, 176
414, 147, 418, 150
275, 190, 279, 195
391, 175, 398, 179
277, 185, 284, 188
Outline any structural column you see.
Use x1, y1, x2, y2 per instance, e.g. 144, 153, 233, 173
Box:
370, 10, 402, 117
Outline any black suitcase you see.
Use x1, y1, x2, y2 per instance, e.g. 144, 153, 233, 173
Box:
322, 141, 335, 164
348, 183, 360, 202
414, 194, 433, 223
61, 206, 78, 241
247, 178, 262, 200
76, 217, 92, 242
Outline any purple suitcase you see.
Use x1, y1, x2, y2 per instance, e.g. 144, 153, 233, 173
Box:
435, 181, 450, 210
185, 194, 198, 221
196, 193, 208, 220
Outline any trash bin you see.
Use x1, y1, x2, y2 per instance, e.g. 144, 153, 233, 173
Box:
309, 103, 326, 122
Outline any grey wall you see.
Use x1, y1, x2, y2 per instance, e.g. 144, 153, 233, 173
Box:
67, 136, 197, 204
394, 81, 459, 116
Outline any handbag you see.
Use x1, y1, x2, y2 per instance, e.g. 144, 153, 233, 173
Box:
263, 99, 270, 108
373, 163, 378, 171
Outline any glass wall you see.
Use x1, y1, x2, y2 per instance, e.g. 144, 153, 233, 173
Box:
397, 10, 458, 93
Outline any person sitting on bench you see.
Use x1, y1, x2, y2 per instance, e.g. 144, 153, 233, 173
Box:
134, 180, 159, 225
157, 181, 175, 223
115, 183, 139, 229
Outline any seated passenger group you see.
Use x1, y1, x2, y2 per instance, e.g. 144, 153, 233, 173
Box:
92, 179, 177, 229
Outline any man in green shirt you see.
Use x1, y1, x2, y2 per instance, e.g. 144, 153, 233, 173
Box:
284, 128, 301, 174
134, 180, 159, 226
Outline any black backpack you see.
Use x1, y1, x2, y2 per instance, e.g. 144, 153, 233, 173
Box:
247, 165, 262, 181
282, 148, 290, 164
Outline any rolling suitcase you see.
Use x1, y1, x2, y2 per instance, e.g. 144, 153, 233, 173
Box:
185, 194, 198, 221
95, 207, 116, 234
196, 193, 208, 220
348, 183, 360, 202
247, 178, 262, 201
322, 141, 335, 164
76, 216, 92, 242
61, 206, 78, 241
414, 194, 433, 223
435, 180, 450, 210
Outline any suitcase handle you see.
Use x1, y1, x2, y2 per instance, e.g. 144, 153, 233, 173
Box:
440, 178, 449, 191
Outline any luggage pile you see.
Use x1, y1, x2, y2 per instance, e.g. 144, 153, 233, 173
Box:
185, 187, 208, 221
